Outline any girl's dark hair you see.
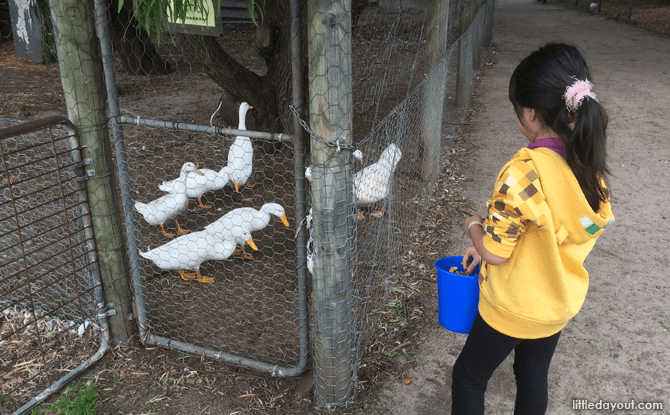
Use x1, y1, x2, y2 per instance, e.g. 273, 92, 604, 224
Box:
509, 43, 610, 212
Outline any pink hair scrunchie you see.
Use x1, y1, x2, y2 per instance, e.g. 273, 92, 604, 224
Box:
563, 77, 598, 112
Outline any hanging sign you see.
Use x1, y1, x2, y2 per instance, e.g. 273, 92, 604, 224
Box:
164, 0, 222, 36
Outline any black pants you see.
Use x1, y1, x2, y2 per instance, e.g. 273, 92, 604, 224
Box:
451, 313, 561, 415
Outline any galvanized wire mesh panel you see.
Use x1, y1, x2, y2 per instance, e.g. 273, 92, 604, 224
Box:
124, 122, 302, 367
308, 0, 496, 406
82, 0, 493, 408
0, 118, 102, 414
80, 0, 310, 376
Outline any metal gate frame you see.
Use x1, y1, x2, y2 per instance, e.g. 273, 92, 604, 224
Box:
92, 0, 309, 377
0, 117, 112, 415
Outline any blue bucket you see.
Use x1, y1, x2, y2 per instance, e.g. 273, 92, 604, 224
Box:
435, 256, 481, 334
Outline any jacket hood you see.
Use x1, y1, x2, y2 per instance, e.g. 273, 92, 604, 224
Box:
523, 147, 614, 246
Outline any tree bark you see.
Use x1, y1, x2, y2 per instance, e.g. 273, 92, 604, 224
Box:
107, 0, 171, 75
175, 32, 282, 135
172, 1, 303, 136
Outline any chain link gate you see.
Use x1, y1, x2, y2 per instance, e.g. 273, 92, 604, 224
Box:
0, 117, 110, 415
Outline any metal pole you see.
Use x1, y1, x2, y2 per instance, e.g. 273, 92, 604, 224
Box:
92, 0, 149, 341
117, 116, 293, 143
290, 0, 310, 377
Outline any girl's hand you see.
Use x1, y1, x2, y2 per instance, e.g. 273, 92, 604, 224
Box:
462, 245, 481, 274
464, 215, 485, 236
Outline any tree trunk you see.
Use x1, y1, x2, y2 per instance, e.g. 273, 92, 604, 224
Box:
171, 0, 312, 138
175, 32, 282, 135
107, 0, 171, 75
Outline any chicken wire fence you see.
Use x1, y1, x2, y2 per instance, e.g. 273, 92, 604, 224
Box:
1, 0, 495, 410
0, 117, 110, 415
95, 0, 311, 381
305, 0, 496, 406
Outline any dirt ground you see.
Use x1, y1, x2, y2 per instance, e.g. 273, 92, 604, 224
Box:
376, 0, 670, 414
1, 0, 670, 413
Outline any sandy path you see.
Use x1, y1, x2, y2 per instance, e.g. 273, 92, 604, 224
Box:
377, 0, 670, 413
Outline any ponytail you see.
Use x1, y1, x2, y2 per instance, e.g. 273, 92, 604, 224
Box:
565, 96, 611, 211
509, 43, 611, 213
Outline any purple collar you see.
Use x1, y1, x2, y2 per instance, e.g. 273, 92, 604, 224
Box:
528, 138, 566, 159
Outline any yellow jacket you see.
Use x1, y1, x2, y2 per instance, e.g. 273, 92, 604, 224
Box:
480, 147, 614, 339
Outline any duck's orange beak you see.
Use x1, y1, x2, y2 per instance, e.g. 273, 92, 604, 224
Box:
246, 237, 258, 251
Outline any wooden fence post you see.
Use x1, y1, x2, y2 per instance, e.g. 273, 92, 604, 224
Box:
49, 0, 134, 344
307, 0, 356, 406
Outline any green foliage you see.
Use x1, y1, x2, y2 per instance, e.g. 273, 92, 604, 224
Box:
245, 0, 264, 27
31, 379, 98, 415
117, 0, 264, 44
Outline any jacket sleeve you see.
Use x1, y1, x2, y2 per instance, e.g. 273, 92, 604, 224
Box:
483, 159, 546, 259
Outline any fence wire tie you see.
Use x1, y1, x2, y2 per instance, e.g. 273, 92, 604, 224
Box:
136, 115, 141, 126
77, 122, 108, 134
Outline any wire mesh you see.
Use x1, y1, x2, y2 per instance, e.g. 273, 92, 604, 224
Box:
304, 0, 496, 407
0, 0, 495, 410
125, 122, 303, 367
0, 118, 102, 414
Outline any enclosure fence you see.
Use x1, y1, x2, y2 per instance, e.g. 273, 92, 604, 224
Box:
1, 0, 496, 411
306, 0, 497, 407
0, 117, 111, 415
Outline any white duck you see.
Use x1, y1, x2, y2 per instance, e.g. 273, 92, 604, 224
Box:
135, 162, 203, 237
303, 149, 362, 184
227, 102, 254, 192
159, 164, 233, 209
205, 203, 290, 260
139, 227, 257, 284
353, 143, 402, 219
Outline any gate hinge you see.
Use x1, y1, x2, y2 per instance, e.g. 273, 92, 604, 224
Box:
98, 303, 117, 319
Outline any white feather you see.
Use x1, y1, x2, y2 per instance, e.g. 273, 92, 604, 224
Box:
134, 162, 201, 226
205, 203, 290, 247
354, 143, 402, 206
139, 227, 251, 273
227, 103, 254, 191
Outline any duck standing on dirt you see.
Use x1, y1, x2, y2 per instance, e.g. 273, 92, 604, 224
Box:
159, 165, 232, 209
227, 102, 254, 192
205, 203, 290, 260
135, 162, 203, 237
140, 227, 257, 284
353, 143, 402, 220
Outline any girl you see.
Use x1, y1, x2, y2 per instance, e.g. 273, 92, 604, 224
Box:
452, 43, 615, 414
